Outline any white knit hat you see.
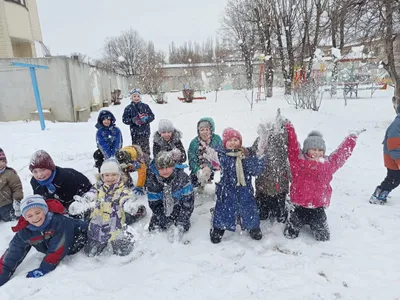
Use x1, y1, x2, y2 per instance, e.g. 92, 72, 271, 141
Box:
100, 158, 121, 174
20, 195, 49, 218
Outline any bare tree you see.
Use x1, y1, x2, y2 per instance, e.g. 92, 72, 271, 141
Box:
140, 42, 166, 96
271, 0, 299, 95
221, 0, 257, 89
103, 28, 146, 76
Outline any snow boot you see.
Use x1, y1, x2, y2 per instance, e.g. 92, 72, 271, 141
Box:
210, 227, 225, 244
249, 228, 263, 240
369, 187, 389, 205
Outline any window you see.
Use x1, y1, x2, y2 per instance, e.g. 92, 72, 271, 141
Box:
5, 0, 27, 7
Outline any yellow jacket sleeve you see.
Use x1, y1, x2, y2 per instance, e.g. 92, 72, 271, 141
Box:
136, 162, 146, 188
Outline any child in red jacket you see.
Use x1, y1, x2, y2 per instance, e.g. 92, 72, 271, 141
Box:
284, 122, 362, 241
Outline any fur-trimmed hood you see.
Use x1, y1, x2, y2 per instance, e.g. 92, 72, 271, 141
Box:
153, 129, 183, 146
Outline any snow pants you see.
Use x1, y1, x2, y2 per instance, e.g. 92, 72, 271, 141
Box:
284, 206, 330, 241
256, 192, 287, 222
84, 234, 134, 257
0, 203, 15, 222
379, 168, 400, 192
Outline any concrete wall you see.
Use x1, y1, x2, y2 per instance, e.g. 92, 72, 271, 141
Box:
0, 57, 131, 122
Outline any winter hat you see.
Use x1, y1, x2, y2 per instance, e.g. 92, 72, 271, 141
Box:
154, 151, 175, 169
100, 158, 121, 174
129, 88, 141, 96
302, 131, 326, 153
0, 148, 7, 163
20, 195, 49, 218
29, 150, 56, 171
222, 128, 242, 148
158, 119, 174, 133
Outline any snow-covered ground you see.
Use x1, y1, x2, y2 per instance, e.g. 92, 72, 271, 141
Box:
1, 88, 399, 299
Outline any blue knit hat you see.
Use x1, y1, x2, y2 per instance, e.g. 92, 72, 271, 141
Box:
20, 195, 49, 218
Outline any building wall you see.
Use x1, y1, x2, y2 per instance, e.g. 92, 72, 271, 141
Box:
0, 0, 43, 58
0, 57, 130, 122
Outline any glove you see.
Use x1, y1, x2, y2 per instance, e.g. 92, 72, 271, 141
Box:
349, 128, 366, 137
197, 166, 211, 186
13, 200, 21, 217
134, 116, 144, 126
140, 116, 148, 122
123, 199, 139, 215
26, 268, 47, 278
133, 187, 145, 195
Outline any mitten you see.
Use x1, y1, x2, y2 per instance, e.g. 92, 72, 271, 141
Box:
203, 147, 220, 169
123, 199, 139, 215
133, 187, 145, 196
13, 200, 21, 217
26, 268, 48, 278
69, 192, 96, 215
171, 148, 182, 161
349, 128, 366, 137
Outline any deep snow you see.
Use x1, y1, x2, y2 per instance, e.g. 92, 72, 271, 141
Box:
0, 88, 399, 299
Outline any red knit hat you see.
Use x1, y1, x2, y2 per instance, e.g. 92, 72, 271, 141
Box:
29, 150, 56, 171
222, 128, 242, 148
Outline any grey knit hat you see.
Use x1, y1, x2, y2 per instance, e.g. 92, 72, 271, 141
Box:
198, 121, 211, 130
302, 131, 326, 153
154, 151, 175, 169
158, 119, 174, 133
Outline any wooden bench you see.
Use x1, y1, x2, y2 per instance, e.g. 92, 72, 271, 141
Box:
90, 103, 100, 112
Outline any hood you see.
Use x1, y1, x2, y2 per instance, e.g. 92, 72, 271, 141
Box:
96, 110, 116, 129
153, 129, 182, 145
197, 117, 215, 134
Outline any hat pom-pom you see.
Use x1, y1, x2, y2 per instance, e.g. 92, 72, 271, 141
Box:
307, 130, 323, 138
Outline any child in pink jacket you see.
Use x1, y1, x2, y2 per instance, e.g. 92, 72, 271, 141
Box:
284, 122, 361, 241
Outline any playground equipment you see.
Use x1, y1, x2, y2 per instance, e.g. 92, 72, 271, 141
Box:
177, 89, 206, 103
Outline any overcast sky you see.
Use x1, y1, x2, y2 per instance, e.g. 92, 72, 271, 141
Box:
36, 0, 228, 59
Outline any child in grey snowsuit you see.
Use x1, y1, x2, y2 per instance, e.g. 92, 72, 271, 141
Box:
251, 120, 291, 223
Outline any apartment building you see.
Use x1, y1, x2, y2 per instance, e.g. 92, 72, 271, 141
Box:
0, 0, 43, 58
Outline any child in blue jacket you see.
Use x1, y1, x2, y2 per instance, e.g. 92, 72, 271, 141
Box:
0, 195, 88, 286
209, 128, 266, 243
93, 110, 123, 172
122, 88, 155, 158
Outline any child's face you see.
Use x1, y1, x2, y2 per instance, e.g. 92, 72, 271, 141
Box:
102, 119, 111, 127
25, 207, 46, 227
306, 148, 325, 161
226, 137, 241, 150
131, 94, 141, 103
32, 168, 52, 181
0, 158, 6, 170
158, 167, 174, 178
102, 172, 120, 185
160, 132, 173, 141
199, 127, 211, 141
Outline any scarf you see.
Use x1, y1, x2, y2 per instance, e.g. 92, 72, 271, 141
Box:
197, 137, 211, 167
226, 150, 246, 187
37, 170, 57, 194
27, 212, 54, 231
0, 168, 6, 174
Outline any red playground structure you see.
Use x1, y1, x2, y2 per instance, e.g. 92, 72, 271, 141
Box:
177, 89, 206, 103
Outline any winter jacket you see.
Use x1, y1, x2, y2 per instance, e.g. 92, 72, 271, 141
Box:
383, 114, 400, 170
286, 123, 357, 208
122, 101, 155, 137
251, 128, 291, 196
0, 200, 88, 286
213, 149, 266, 231
96, 111, 123, 159
30, 166, 92, 209
146, 162, 194, 230
188, 117, 222, 174
0, 167, 23, 207
88, 179, 133, 244
153, 130, 187, 164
